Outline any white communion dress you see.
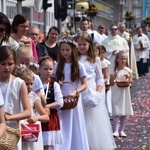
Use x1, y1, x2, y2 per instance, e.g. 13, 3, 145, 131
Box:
54, 62, 89, 150
111, 67, 134, 116
79, 55, 117, 150
22, 91, 44, 150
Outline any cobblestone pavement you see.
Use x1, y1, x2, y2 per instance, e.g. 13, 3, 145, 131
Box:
114, 73, 150, 150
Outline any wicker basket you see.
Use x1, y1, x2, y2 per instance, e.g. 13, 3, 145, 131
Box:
0, 126, 20, 150
61, 82, 79, 110
116, 81, 131, 87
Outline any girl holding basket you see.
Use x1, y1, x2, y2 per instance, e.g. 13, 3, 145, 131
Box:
54, 37, 89, 150
0, 45, 31, 150
111, 51, 134, 137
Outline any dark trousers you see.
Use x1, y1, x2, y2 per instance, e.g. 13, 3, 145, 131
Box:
137, 59, 148, 76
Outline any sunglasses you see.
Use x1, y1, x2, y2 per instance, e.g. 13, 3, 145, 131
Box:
0, 28, 7, 32
110, 28, 118, 31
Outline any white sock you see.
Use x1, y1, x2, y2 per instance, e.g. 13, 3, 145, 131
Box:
113, 116, 120, 133
120, 116, 127, 132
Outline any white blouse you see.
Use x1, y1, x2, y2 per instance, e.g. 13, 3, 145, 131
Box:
43, 81, 64, 108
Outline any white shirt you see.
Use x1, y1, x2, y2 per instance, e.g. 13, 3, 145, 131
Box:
133, 33, 150, 60
82, 29, 102, 44
1, 37, 19, 52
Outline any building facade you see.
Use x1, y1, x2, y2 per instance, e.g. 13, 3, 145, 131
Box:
0, 0, 57, 35
119, 0, 150, 29
0, 0, 148, 34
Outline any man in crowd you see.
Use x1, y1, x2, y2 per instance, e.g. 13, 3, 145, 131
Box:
102, 24, 129, 74
80, 18, 102, 44
132, 27, 150, 76
98, 25, 108, 42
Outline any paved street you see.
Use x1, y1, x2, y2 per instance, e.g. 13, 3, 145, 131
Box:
114, 73, 150, 150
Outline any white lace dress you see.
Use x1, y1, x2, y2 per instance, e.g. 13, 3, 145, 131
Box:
22, 91, 44, 150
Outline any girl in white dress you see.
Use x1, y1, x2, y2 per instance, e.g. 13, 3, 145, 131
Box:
13, 66, 49, 150
76, 32, 116, 150
94, 43, 112, 116
111, 51, 134, 137
38, 56, 64, 150
0, 89, 6, 138
54, 37, 89, 150
0, 45, 31, 150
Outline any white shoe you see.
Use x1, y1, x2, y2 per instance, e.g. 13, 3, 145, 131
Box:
120, 131, 127, 137
113, 131, 119, 137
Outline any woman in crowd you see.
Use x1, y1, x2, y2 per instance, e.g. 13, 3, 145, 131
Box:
11, 14, 38, 60
0, 12, 18, 51
39, 26, 59, 61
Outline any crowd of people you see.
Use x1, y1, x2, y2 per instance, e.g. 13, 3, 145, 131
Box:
0, 12, 150, 150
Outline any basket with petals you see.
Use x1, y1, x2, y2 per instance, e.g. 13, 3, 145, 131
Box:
116, 81, 131, 87
21, 124, 40, 142
0, 126, 20, 150
61, 82, 79, 110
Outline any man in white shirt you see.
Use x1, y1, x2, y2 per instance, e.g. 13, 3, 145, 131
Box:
133, 27, 150, 76
80, 18, 102, 44
98, 25, 108, 42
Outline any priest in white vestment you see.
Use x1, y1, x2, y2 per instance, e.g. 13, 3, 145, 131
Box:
102, 24, 129, 74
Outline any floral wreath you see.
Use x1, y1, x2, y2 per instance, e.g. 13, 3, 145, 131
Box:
58, 37, 78, 48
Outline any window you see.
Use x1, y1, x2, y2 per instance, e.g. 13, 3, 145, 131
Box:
133, 9, 141, 18
120, 0, 126, 4
6, 1, 17, 19
134, 0, 140, 4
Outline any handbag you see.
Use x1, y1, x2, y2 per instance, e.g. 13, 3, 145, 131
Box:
0, 75, 21, 150
83, 88, 102, 108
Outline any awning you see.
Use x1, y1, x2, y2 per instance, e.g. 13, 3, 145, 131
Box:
22, 0, 34, 7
